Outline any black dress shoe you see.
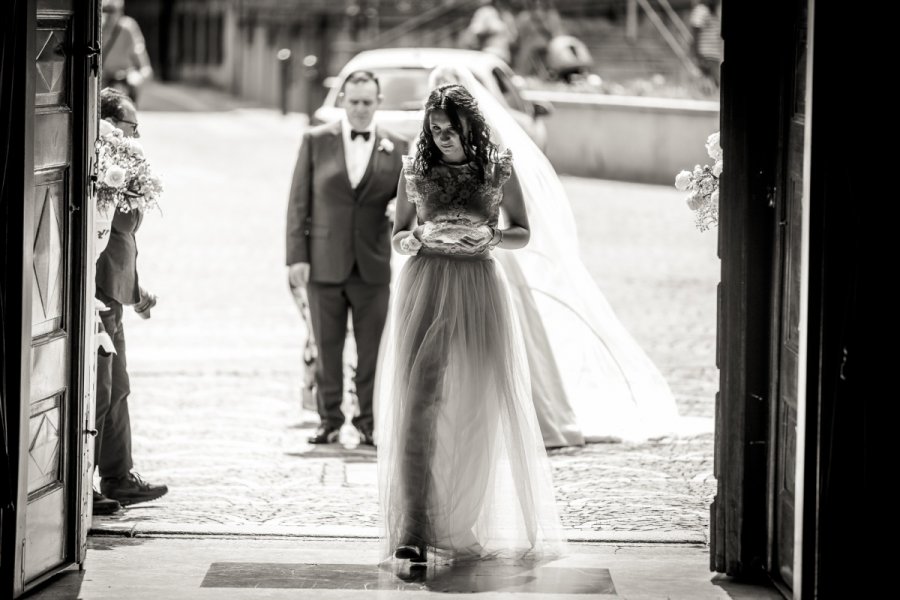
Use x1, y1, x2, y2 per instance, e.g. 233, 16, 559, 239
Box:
101, 472, 168, 506
308, 426, 340, 444
92, 489, 121, 515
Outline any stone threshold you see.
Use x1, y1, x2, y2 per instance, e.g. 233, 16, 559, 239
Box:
90, 521, 706, 544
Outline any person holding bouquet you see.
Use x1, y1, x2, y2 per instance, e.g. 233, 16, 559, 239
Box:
92, 87, 168, 515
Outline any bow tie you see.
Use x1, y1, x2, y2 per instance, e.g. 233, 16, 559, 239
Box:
350, 130, 371, 141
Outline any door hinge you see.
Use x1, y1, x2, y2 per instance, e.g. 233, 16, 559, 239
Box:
20, 538, 26, 585
85, 44, 100, 76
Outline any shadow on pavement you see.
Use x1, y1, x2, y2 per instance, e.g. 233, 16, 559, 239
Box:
711, 573, 784, 599
285, 446, 376, 463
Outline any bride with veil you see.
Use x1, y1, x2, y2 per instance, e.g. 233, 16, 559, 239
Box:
418, 64, 682, 445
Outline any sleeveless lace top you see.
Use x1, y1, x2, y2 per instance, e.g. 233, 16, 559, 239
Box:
402, 149, 513, 229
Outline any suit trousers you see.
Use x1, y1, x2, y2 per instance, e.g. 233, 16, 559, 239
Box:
95, 300, 134, 479
306, 264, 389, 432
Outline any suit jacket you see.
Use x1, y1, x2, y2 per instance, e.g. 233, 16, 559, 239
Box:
96, 208, 143, 305
285, 120, 408, 285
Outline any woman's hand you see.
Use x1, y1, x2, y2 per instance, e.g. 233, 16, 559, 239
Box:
392, 172, 423, 255
457, 230, 490, 250
399, 232, 423, 255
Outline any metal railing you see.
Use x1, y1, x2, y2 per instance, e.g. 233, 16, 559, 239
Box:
634, 0, 701, 77
655, 0, 693, 48
338, 0, 481, 53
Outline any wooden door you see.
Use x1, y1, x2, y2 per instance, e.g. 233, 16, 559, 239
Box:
8, 0, 99, 595
768, 0, 809, 589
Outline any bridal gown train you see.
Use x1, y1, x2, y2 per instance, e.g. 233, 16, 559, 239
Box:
465, 75, 680, 445
413, 65, 683, 447
377, 151, 566, 562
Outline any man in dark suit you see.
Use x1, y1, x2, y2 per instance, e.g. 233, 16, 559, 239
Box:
286, 71, 408, 445
94, 88, 168, 514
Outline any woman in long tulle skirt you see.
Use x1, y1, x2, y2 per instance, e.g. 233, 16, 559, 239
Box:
377, 83, 565, 565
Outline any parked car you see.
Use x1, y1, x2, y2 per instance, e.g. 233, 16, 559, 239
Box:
312, 48, 553, 150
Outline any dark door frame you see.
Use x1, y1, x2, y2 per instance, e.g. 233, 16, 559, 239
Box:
713, 0, 784, 579
714, 1, 879, 597
0, 0, 38, 589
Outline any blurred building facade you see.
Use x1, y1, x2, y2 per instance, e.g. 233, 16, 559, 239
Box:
123, 0, 704, 112
124, 0, 477, 112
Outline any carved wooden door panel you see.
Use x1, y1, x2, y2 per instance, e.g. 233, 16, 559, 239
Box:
10, 0, 98, 595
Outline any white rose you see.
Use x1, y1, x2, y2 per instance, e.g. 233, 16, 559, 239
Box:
686, 193, 704, 211
127, 140, 144, 157
712, 160, 723, 177
710, 190, 719, 206
706, 132, 722, 161
674, 170, 692, 191
400, 235, 422, 254
103, 165, 127, 188
99, 120, 116, 136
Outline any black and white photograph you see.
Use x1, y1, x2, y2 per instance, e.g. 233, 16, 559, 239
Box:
0, 0, 876, 598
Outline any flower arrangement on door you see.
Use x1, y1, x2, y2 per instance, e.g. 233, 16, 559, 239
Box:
675, 132, 721, 232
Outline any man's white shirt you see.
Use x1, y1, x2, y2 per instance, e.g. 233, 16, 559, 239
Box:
341, 114, 376, 189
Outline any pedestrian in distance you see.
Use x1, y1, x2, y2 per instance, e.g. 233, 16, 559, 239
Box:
101, 0, 153, 104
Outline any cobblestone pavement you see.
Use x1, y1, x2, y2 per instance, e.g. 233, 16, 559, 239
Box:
93, 83, 720, 541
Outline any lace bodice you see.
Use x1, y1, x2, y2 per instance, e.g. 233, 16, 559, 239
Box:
402, 149, 513, 229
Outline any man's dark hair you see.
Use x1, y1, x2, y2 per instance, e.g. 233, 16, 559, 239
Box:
340, 70, 381, 96
100, 87, 134, 120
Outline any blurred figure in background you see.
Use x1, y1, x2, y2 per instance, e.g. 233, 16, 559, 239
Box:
689, 0, 723, 88
545, 34, 594, 83
513, 0, 564, 78
463, 0, 518, 65
101, 0, 153, 104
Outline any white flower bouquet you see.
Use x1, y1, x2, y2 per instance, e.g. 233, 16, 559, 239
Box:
95, 119, 163, 215
675, 132, 722, 232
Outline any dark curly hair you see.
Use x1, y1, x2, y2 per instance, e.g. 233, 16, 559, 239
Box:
413, 83, 500, 183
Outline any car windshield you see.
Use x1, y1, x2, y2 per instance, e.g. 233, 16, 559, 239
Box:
333, 68, 432, 111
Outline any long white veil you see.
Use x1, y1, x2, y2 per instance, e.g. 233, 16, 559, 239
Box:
425, 65, 682, 442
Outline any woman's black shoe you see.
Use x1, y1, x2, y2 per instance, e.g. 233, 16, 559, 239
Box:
394, 544, 427, 563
